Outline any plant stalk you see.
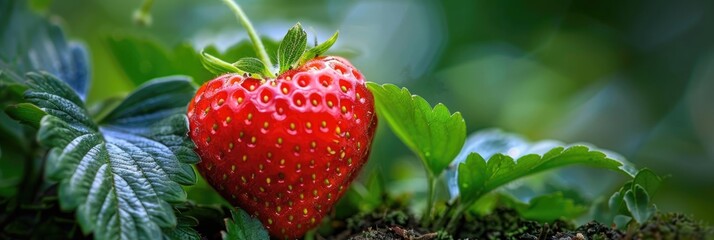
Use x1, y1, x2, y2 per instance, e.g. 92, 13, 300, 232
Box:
433, 199, 458, 229
221, 0, 274, 68
445, 204, 467, 233
421, 171, 437, 227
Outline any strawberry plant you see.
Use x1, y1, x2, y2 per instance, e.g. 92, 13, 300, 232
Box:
2, 0, 713, 239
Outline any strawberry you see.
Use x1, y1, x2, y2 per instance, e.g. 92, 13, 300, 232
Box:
187, 22, 377, 239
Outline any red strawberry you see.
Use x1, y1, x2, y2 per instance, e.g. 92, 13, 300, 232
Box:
187, 55, 377, 239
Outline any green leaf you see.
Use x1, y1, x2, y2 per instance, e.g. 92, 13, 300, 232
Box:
105, 34, 279, 85
632, 168, 662, 197
457, 153, 488, 204
367, 83, 466, 177
221, 208, 269, 240
613, 215, 633, 228
105, 35, 186, 86
277, 23, 307, 73
298, 31, 339, 65
162, 216, 201, 240
233, 57, 273, 77
24, 72, 199, 240
1, 82, 28, 104
0, 110, 31, 198
458, 145, 631, 206
446, 129, 637, 204
607, 169, 661, 224
511, 192, 588, 222
347, 173, 385, 213
5, 103, 46, 129
624, 184, 656, 223
608, 186, 629, 216
200, 51, 242, 76
0, 0, 89, 98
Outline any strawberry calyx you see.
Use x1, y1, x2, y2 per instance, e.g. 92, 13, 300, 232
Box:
200, 22, 339, 81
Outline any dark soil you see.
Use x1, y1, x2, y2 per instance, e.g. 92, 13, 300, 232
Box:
4, 196, 711, 240
320, 207, 713, 240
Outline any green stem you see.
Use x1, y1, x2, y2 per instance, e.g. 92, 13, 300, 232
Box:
421, 171, 437, 227
221, 0, 274, 68
445, 204, 467, 233
433, 199, 457, 229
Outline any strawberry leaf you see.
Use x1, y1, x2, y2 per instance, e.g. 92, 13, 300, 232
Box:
367, 83, 466, 177
518, 193, 588, 222
631, 168, 662, 197
22, 72, 199, 240
446, 129, 637, 201
457, 145, 632, 206
277, 23, 307, 73
298, 31, 339, 65
608, 182, 633, 217
624, 184, 656, 223
608, 168, 662, 225
221, 208, 269, 240
4, 103, 46, 129
162, 216, 201, 240
0, 0, 89, 98
499, 192, 588, 222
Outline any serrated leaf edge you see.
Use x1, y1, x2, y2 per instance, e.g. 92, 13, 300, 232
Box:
367, 82, 466, 176
25, 72, 198, 240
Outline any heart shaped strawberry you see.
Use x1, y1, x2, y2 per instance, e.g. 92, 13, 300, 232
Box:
187, 22, 377, 239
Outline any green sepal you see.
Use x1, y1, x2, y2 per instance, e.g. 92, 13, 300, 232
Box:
5, 103, 47, 129
277, 23, 307, 74
298, 31, 339, 65
200, 51, 244, 75
233, 57, 275, 78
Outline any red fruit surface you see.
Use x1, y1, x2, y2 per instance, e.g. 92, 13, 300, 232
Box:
187, 56, 377, 239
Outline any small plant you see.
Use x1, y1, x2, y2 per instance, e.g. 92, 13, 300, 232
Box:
608, 168, 663, 227
367, 84, 467, 227
367, 84, 638, 230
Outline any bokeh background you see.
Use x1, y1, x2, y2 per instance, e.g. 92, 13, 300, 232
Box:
34, 0, 714, 222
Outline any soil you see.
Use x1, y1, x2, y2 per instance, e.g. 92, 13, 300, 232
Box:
4, 193, 711, 240
320, 207, 713, 240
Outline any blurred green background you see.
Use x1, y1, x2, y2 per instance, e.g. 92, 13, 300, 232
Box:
32, 0, 714, 222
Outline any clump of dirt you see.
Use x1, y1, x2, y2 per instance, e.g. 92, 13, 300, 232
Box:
322, 209, 447, 240
454, 207, 576, 240
554, 222, 623, 240
348, 226, 450, 240
631, 212, 713, 239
